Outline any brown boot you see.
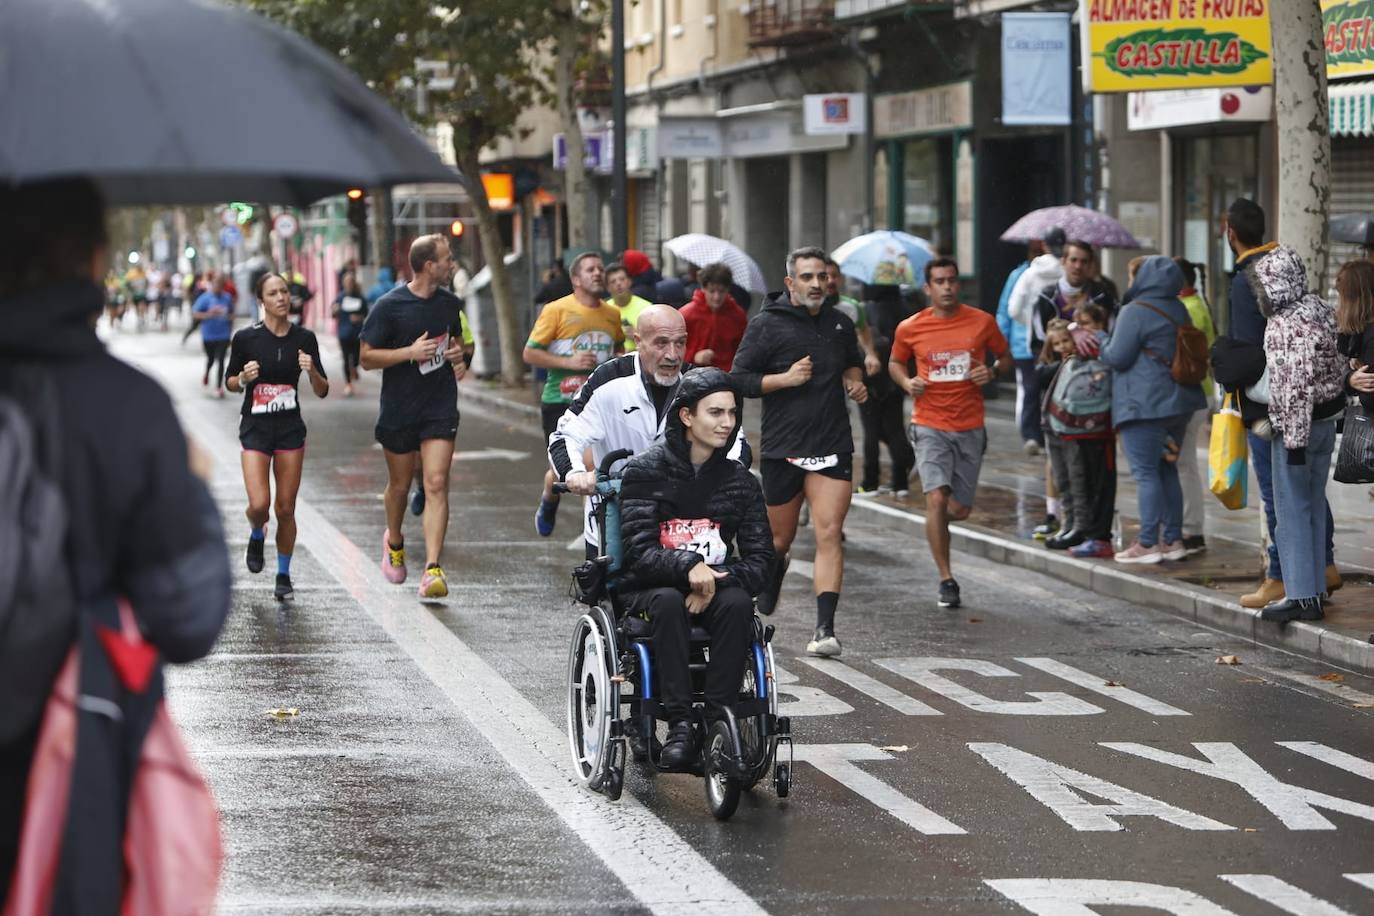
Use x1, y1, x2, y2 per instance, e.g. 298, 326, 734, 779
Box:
1241, 578, 1285, 609
1326, 565, 1344, 594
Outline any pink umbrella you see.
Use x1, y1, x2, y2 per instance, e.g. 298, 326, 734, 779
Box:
1001, 204, 1141, 249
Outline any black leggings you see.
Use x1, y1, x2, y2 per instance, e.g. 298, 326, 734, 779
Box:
203, 339, 228, 387
340, 337, 361, 383
630, 586, 752, 720
859, 391, 914, 491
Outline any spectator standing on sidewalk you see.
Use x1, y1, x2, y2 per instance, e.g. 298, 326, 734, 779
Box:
1222, 199, 1341, 607
1174, 257, 1217, 556
1100, 256, 1207, 564
856, 283, 916, 495
1337, 260, 1374, 412
682, 262, 749, 371
1027, 239, 1118, 358
889, 257, 1010, 608
997, 240, 1046, 455
1254, 246, 1347, 622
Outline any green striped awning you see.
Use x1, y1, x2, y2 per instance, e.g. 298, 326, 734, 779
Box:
1331, 80, 1374, 137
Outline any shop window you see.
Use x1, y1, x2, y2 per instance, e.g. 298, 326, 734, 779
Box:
902, 137, 953, 254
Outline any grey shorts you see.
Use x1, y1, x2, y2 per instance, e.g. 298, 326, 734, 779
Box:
911, 425, 986, 509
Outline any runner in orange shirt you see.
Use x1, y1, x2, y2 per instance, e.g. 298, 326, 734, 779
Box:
889, 257, 1010, 609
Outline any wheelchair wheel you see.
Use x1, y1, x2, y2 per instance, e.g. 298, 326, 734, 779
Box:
736, 647, 776, 790
567, 614, 617, 790
703, 719, 741, 820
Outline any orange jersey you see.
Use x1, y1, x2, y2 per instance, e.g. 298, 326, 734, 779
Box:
890, 304, 1008, 432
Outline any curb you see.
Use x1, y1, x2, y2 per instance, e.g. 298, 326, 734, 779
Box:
847, 496, 1374, 676
459, 382, 1374, 676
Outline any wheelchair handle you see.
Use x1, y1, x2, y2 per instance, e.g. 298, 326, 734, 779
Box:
598, 448, 633, 478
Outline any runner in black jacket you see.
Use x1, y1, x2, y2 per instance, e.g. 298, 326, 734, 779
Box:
618, 368, 774, 769
731, 246, 866, 658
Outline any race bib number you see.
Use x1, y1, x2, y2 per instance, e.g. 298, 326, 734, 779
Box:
419, 331, 449, 376
559, 374, 589, 398
659, 518, 727, 565
785, 454, 840, 471
928, 350, 971, 383
340, 296, 364, 313
250, 383, 298, 415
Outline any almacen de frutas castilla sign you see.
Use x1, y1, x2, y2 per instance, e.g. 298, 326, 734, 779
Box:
1081, 0, 1272, 91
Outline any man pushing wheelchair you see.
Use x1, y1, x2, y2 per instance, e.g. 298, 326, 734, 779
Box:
616, 368, 775, 770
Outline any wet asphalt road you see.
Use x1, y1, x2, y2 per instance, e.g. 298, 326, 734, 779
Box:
112, 330, 1374, 915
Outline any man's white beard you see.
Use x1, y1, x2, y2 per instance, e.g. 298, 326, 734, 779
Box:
652, 368, 682, 386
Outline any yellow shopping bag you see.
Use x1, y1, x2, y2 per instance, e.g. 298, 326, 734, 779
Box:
1208, 391, 1248, 510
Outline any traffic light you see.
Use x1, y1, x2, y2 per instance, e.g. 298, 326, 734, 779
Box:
449, 219, 465, 239
346, 188, 368, 264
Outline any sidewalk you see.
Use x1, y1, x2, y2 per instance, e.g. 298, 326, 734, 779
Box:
450, 367, 1374, 675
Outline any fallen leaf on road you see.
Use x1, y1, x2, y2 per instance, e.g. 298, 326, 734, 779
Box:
266, 707, 300, 718
879, 745, 910, 753
1103, 681, 1122, 687
1216, 655, 1241, 665
1354, 703, 1374, 709
1318, 673, 1345, 683
1243, 828, 1258, 833
968, 618, 982, 623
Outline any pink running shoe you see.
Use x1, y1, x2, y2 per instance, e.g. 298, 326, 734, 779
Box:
1114, 541, 1162, 565
381, 529, 407, 584
1158, 540, 1187, 561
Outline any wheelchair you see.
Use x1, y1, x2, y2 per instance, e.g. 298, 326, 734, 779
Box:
558, 449, 792, 820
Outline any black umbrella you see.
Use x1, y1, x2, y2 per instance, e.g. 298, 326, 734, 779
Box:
1331, 213, 1374, 247
0, 0, 460, 206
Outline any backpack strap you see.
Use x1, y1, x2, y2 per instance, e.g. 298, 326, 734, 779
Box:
1132, 300, 1181, 371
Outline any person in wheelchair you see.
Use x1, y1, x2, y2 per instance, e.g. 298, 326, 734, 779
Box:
617, 368, 775, 769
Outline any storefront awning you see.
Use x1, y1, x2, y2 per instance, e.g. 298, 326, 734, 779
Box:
1330, 80, 1374, 137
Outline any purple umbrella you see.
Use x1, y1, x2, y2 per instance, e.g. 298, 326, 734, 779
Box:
1001, 205, 1141, 249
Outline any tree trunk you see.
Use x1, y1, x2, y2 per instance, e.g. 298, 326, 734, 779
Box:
554, 13, 590, 252
1272, 0, 1331, 291
456, 144, 525, 387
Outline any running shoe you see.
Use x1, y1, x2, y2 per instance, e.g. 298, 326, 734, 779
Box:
756, 552, 790, 616
245, 536, 265, 574
1182, 535, 1207, 556
418, 565, 449, 599
806, 627, 842, 658
937, 578, 961, 609
1023, 439, 1044, 456
274, 574, 293, 602
410, 485, 425, 517
381, 529, 407, 584
1114, 541, 1162, 564
894, 489, 911, 499
854, 486, 880, 497
1070, 538, 1115, 559
1032, 514, 1058, 540
1159, 540, 1187, 561
535, 496, 558, 537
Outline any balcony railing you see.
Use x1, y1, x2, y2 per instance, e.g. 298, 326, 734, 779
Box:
747, 0, 836, 48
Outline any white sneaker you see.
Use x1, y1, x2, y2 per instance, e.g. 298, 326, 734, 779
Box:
806, 629, 842, 658
1023, 439, 1044, 456
1158, 540, 1187, 561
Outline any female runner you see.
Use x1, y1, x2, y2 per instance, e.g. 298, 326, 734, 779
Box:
225, 272, 329, 600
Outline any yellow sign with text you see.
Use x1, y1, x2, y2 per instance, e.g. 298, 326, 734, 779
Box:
1083, 0, 1272, 92
1325, 0, 1374, 79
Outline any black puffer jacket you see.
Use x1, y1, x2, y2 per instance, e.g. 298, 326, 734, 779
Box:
618, 370, 774, 598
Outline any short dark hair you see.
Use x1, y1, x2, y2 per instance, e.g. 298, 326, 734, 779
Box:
699, 262, 734, 288
924, 256, 959, 284
604, 261, 628, 279
786, 246, 829, 278
1227, 198, 1265, 249
253, 271, 288, 301
0, 178, 108, 299
1064, 239, 1095, 261
409, 233, 447, 274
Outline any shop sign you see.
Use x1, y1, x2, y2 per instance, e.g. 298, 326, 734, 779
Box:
658, 117, 724, 159
1001, 12, 1072, 126
803, 93, 867, 135
875, 81, 973, 139
1080, 0, 1273, 92
1325, 0, 1374, 79
553, 132, 604, 171
1126, 85, 1271, 129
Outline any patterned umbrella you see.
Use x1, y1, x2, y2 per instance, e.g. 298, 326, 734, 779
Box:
830, 230, 934, 286
1000, 205, 1141, 249
663, 234, 769, 293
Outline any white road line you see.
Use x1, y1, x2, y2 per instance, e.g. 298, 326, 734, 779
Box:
1219, 874, 1353, 915
795, 658, 941, 716
1014, 657, 1190, 716
1277, 742, 1374, 781
786, 558, 815, 580
1246, 665, 1374, 707
175, 406, 766, 915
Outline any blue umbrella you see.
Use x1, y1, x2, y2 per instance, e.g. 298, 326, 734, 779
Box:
831, 231, 935, 286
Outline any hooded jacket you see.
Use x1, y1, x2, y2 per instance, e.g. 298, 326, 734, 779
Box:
1229, 241, 1279, 347
617, 369, 774, 598
1255, 246, 1348, 458
1007, 253, 1063, 343
1099, 256, 1207, 425
681, 287, 748, 371
731, 292, 863, 459
0, 281, 231, 738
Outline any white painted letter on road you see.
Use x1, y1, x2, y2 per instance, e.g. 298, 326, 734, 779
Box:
793, 744, 967, 835
986, 878, 1235, 914
876, 658, 1104, 716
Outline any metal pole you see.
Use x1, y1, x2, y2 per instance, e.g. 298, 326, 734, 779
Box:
611, 0, 628, 254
